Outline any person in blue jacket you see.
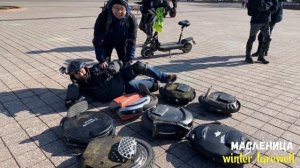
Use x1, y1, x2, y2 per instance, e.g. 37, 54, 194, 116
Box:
93, 0, 137, 69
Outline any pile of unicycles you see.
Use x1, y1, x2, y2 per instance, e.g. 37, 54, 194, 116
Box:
61, 81, 256, 168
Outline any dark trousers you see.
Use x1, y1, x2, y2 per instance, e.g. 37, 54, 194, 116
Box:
256, 22, 276, 53
246, 23, 271, 57
104, 42, 126, 63
139, 12, 155, 37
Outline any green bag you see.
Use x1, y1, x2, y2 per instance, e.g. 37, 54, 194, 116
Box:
153, 7, 165, 33
159, 83, 196, 104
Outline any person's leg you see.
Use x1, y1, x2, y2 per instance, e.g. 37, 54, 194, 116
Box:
245, 23, 260, 63
120, 61, 177, 83
252, 32, 263, 56
264, 22, 276, 56
115, 42, 126, 63
124, 79, 156, 94
257, 23, 271, 64
104, 43, 114, 62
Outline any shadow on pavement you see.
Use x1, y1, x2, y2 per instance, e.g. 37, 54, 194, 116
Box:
153, 55, 246, 72
185, 102, 231, 121
26, 46, 94, 54
0, 87, 107, 118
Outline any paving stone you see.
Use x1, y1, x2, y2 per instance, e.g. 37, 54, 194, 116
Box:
281, 131, 300, 146
15, 148, 46, 168
258, 107, 279, 117
168, 141, 197, 162
0, 158, 19, 168
18, 116, 45, 129
0, 122, 23, 137
187, 155, 219, 168
261, 123, 285, 138
269, 118, 292, 130
251, 112, 273, 123
155, 153, 184, 168
281, 108, 300, 118
32, 130, 59, 147
41, 140, 70, 158
30, 159, 55, 168
253, 130, 279, 142
49, 150, 77, 168
0, 147, 13, 162
235, 122, 258, 136
0, 116, 16, 127
243, 117, 266, 129
2, 130, 30, 146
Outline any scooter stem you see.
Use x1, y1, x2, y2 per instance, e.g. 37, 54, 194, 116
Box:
178, 26, 184, 43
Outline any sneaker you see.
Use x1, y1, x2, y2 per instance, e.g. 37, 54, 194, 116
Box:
257, 57, 269, 64
149, 80, 159, 92
166, 74, 177, 83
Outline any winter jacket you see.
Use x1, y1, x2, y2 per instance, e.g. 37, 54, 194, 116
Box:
250, 0, 275, 24
76, 65, 125, 102
93, 9, 137, 63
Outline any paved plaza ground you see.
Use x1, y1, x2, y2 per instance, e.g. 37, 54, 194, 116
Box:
0, 0, 300, 167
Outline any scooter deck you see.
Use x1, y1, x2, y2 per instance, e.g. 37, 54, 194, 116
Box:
159, 42, 182, 51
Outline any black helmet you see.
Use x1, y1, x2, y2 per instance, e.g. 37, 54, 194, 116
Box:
169, 8, 176, 18
67, 60, 86, 74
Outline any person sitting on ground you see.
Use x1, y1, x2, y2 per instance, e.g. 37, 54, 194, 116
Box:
65, 60, 177, 102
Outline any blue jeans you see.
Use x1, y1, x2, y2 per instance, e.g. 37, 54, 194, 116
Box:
120, 63, 168, 93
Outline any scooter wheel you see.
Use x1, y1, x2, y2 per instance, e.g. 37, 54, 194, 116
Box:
141, 47, 154, 58
182, 42, 192, 53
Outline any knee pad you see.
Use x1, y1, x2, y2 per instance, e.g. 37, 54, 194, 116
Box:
133, 61, 147, 74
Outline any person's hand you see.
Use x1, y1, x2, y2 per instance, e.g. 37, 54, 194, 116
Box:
99, 61, 108, 69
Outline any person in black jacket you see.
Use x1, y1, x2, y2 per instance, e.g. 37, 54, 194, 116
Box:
65, 60, 177, 102
139, 0, 177, 43
245, 0, 278, 64
252, 0, 283, 57
93, 0, 137, 69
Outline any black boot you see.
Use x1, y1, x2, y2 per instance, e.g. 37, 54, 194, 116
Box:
257, 55, 269, 64
245, 54, 254, 64
245, 38, 254, 64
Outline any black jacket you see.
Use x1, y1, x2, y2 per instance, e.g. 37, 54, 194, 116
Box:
250, 0, 275, 24
76, 65, 125, 102
93, 9, 137, 63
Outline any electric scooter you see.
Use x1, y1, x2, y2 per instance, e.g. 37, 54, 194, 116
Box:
141, 20, 196, 58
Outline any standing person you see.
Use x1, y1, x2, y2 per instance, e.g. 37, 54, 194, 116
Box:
245, 0, 278, 64
252, 0, 283, 57
139, 0, 177, 44
93, 0, 137, 69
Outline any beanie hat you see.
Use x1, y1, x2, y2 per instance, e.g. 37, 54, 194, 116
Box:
111, 0, 128, 9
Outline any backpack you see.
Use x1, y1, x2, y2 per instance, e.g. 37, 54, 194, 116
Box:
141, 104, 193, 139
247, 0, 256, 16
159, 83, 196, 104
